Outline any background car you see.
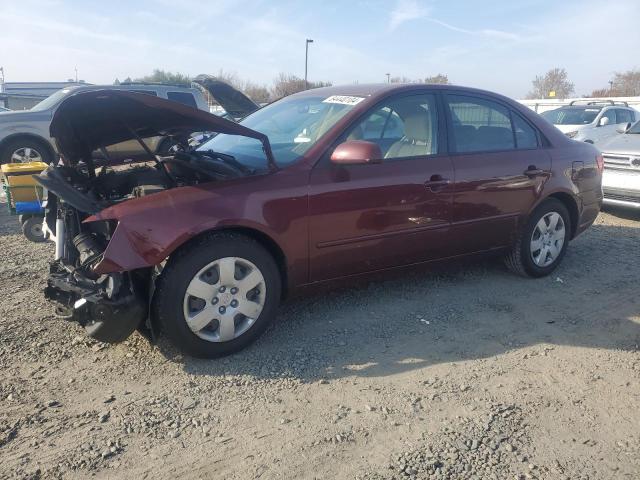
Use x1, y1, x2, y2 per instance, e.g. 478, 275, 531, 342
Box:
0, 78, 258, 164
597, 120, 640, 209
541, 100, 637, 144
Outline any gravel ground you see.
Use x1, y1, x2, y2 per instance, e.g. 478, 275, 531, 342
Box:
0, 203, 639, 480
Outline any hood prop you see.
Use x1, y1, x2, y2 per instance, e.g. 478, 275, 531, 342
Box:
122, 121, 176, 186
261, 137, 278, 172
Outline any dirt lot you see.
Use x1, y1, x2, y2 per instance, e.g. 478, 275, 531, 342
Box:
0, 204, 639, 480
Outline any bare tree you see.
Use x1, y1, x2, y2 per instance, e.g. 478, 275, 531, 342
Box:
526, 68, 575, 99
389, 74, 450, 84
243, 81, 271, 103
423, 74, 450, 84
610, 69, 640, 96
271, 73, 331, 99
213, 69, 243, 89
589, 88, 610, 98
390, 76, 413, 84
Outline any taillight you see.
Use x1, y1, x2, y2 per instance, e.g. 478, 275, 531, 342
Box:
596, 154, 604, 173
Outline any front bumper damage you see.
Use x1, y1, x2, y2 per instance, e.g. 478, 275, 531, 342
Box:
45, 259, 148, 343
36, 170, 152, 344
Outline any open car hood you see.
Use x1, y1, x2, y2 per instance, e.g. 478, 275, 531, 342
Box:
49, 89, 274, 167
193, 74, 260, 120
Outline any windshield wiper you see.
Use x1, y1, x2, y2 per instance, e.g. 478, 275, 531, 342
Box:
204, 150, 254, 175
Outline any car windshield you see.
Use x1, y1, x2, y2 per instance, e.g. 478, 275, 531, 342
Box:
197, 94, 364, 169
30, 88, 75, 111
541, 107, 601, 125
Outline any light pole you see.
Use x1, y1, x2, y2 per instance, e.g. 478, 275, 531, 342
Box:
305, 39, 314, 89
386, 73, 390, 83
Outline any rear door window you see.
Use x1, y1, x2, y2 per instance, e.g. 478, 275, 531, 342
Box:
446, 95, 515, 153
167, 91, 197, 108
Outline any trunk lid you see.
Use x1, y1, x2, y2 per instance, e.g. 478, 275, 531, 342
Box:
192, 75, 260, 120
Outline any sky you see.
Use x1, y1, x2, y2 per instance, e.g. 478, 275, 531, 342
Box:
1, 0, 639, 98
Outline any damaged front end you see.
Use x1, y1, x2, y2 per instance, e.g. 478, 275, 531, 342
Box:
39, 166, 156, 343
36, 89, 274, 343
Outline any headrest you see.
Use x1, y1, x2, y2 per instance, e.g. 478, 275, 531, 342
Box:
403, 114, 431, 142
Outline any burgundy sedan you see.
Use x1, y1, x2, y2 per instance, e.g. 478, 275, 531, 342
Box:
37, 84, 602, 358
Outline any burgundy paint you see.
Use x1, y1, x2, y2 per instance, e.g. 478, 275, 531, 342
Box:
85, 84, 602, 293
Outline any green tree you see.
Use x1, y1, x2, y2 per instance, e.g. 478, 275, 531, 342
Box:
423, 74, 449, 84
134, 69, 191, 86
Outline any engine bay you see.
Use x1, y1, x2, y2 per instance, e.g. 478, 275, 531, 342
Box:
35, 149, 258, 343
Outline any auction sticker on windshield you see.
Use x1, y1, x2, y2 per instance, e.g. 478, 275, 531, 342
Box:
323, 95, 365, 106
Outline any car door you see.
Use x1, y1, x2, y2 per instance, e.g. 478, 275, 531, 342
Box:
593, 109, 617, 143
444, 93, 551, 254
307, 92, 454, 282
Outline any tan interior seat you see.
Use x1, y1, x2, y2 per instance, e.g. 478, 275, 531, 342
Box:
385, 113, 432, 158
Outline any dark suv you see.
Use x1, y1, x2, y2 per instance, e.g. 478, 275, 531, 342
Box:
37, 84, 602, 358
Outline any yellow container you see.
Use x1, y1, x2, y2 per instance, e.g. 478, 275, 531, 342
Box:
1, 161, 48, 176
1, 161, 47, 203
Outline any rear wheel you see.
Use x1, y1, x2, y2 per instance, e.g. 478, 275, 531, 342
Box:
0, 137, 53, 164
505, 199, 570, 277
152, 233, 281, 358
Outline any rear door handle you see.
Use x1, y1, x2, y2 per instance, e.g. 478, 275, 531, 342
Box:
524, 166, 545, 178
424, 174, 451, 192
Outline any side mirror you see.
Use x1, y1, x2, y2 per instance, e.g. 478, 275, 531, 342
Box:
617, 122, 632, 134
599, 116, 610, 127
330, 140, 383, 165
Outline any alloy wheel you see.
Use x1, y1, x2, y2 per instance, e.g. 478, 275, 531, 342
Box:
11, 147, 43, 163
182, 257, 266, 342
530, 212, 565, 267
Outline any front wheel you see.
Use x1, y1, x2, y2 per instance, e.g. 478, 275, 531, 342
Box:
505, 199, 570, 277
152, 233, 281, 358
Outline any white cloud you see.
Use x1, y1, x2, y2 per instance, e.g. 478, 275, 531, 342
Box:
389, 0, 429, 31
426, 18, 523, 42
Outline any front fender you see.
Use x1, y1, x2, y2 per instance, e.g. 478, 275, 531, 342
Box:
86, 184, 281, 274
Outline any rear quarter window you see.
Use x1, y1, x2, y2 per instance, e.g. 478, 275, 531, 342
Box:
512, 113, 539, 149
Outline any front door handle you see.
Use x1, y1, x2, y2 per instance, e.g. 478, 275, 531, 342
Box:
524, 165, 545, 178
424, 174, 451, 192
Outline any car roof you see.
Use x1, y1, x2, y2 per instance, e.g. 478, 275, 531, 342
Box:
61, 84, 199, 93
555, 105, 603, 110
289, 83, 515, 102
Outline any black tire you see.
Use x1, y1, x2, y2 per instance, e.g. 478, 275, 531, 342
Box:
0, 137, 53, 165
152, 233, 281, 358
504, 198, 571, 278
18, 214, 34, 225
22, 216, 46, 243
